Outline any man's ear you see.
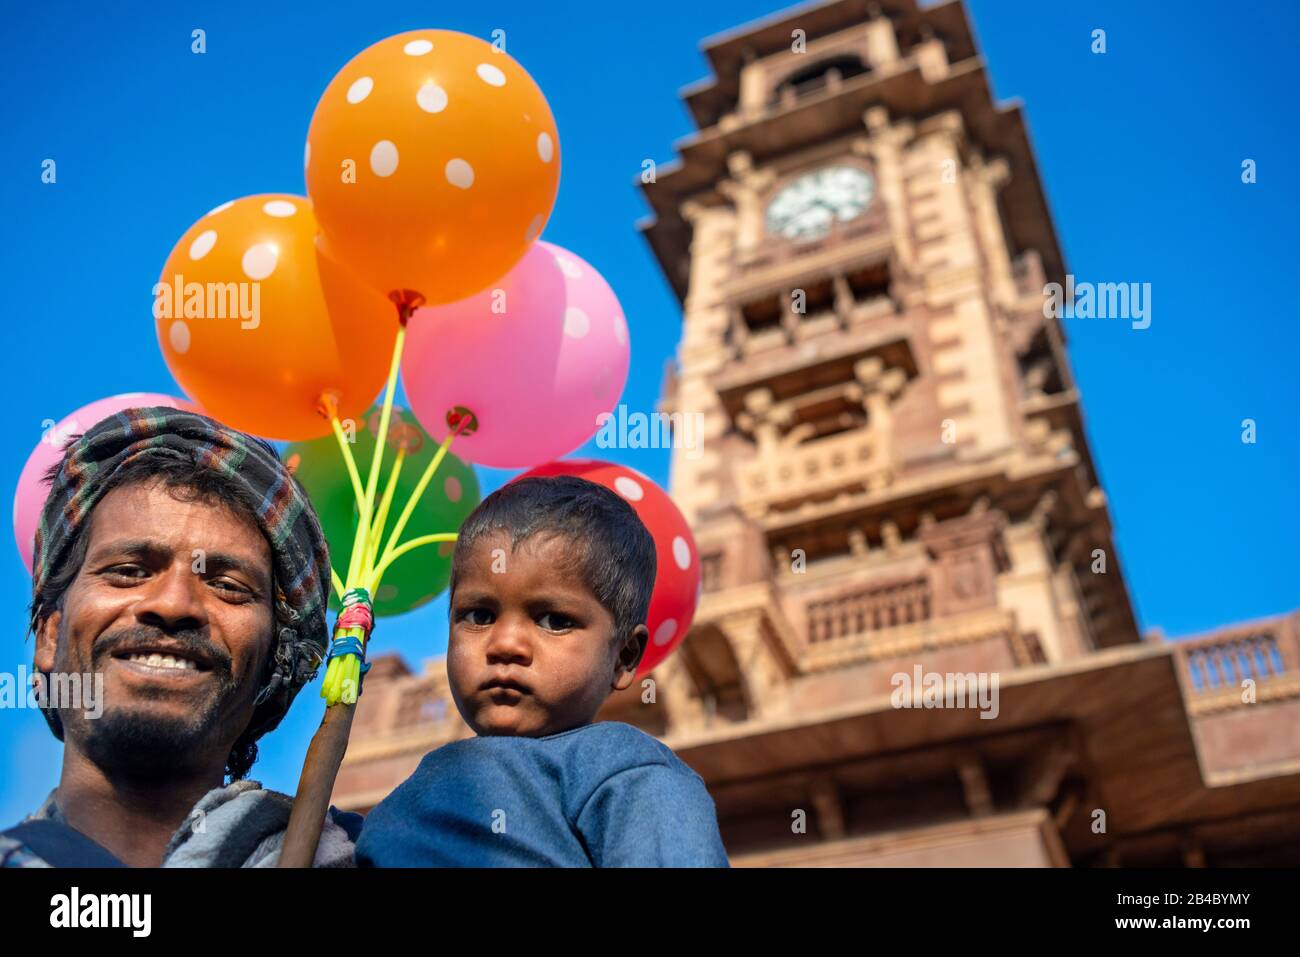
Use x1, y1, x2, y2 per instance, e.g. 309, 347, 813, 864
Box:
34, 611, 60, 673
611, 624, 649, 692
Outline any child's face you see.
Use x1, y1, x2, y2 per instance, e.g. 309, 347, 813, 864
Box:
446, 530, 646, 737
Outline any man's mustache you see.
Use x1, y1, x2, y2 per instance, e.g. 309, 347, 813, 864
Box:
93, 626, 232, 674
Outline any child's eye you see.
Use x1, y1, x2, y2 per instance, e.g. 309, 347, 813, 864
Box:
459, 608, 495, 626
536, 612, 577, 632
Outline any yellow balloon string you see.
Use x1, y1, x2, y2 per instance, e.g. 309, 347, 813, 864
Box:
318, 327, 472, 707
329, 414, 365, 508
320, 324, 406, 707
368, 532, 459, 593
372, 417, 468, 589
347, 323, 406, 586
363, 447, 406, 581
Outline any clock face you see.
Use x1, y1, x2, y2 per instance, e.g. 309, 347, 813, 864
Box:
765, 165, 876, 242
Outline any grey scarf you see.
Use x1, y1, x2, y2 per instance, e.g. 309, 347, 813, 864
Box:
14, 781, 356, 868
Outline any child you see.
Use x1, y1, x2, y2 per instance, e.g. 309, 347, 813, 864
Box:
355, 475, 729, 867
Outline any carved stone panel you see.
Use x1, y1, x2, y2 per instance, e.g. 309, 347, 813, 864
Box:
921, 510, 1010, 617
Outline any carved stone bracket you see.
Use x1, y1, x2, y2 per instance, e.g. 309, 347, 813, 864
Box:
735, 386, 795, 454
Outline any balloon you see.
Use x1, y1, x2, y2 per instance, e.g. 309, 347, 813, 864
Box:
403, 241, 630, 469
305, 30, 561, 306
286, 406, 480, 617
13, 393, 199, 573
155, 193, 398, 441
516, 460, 699, 676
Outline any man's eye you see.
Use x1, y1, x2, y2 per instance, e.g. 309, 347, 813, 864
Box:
105, 565, 148, 581
211, 579, 253, 599
537, 612, 576, 632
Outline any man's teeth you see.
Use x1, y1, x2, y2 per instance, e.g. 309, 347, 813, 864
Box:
126, 653, 198, 671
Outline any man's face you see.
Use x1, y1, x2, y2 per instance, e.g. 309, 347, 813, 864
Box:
35, 479, 275, 779
447, 531, 644, 738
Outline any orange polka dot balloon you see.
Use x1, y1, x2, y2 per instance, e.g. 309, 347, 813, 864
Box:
155, 193, 399, 441
305, 30, 561, 306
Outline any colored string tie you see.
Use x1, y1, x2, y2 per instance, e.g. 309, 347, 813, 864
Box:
327, 587, 374, 684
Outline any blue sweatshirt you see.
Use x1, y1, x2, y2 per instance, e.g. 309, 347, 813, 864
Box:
355, 721, 729, 867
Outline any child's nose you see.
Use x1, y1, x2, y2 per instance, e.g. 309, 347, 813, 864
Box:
484, 615, 533, 665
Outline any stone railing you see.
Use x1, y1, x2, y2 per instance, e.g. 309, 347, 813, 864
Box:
798, 597, 1016, 674
736, 427, 885, 516
806, 576, 931, 643
1176, 627, 1290, 693
1171, 617, 1300, 715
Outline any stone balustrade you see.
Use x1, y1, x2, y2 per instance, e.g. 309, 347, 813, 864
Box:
736, 426, 885, 515
805, 576, 932, 643
1171, 614, 1300, 718
1175, 625, 1292, 693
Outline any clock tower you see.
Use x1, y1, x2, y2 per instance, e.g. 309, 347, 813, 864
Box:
628, 0, 1146, 859
636, 0, 1138, 724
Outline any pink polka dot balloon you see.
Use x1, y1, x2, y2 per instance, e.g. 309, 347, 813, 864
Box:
403, 241, 631, 469
13, 393, 199, 573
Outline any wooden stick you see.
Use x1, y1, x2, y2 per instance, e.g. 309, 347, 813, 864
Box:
279, 304, 410, 868
278, 700, 357, 867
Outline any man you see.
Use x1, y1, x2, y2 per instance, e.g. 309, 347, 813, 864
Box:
1, 407, 359, 867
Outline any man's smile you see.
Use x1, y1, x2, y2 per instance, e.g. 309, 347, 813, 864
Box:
108, 654, 213, 685
99, 634, 223, 688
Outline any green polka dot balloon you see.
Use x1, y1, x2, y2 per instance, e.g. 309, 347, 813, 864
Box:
286, 406, 480, 617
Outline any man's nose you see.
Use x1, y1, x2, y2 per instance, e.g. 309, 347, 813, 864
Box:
133, 563, 208, 633
484, 613, 533, 666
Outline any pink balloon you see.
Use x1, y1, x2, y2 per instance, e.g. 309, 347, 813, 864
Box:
403, 241, 631, 469
13, 393, 198, 574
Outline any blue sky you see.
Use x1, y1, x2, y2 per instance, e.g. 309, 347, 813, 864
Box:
2, 0, 1296, 822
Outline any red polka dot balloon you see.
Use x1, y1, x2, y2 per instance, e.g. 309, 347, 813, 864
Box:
517, 460, 700, 677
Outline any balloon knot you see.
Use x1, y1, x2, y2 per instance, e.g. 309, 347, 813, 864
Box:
390, 290, 426, 325
447, 406, 479, 437
316, 390, 342, 420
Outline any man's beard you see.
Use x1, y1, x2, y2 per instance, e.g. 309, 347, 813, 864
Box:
81, 703, 233, 780
69, 623, 249, 781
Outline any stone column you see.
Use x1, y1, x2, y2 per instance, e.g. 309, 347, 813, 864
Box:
726, 611, 789, 720
654, 651, 707, 734
854, 356, 908, 488
717, 150, 776, 260
856, 108, 916, 273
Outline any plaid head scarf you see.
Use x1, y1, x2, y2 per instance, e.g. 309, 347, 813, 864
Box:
30, 406, 331, 744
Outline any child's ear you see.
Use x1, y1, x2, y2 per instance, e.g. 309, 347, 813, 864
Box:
611, 624, 648, 692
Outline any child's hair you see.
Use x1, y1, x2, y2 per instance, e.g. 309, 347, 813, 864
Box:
449, 475, 657, 652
